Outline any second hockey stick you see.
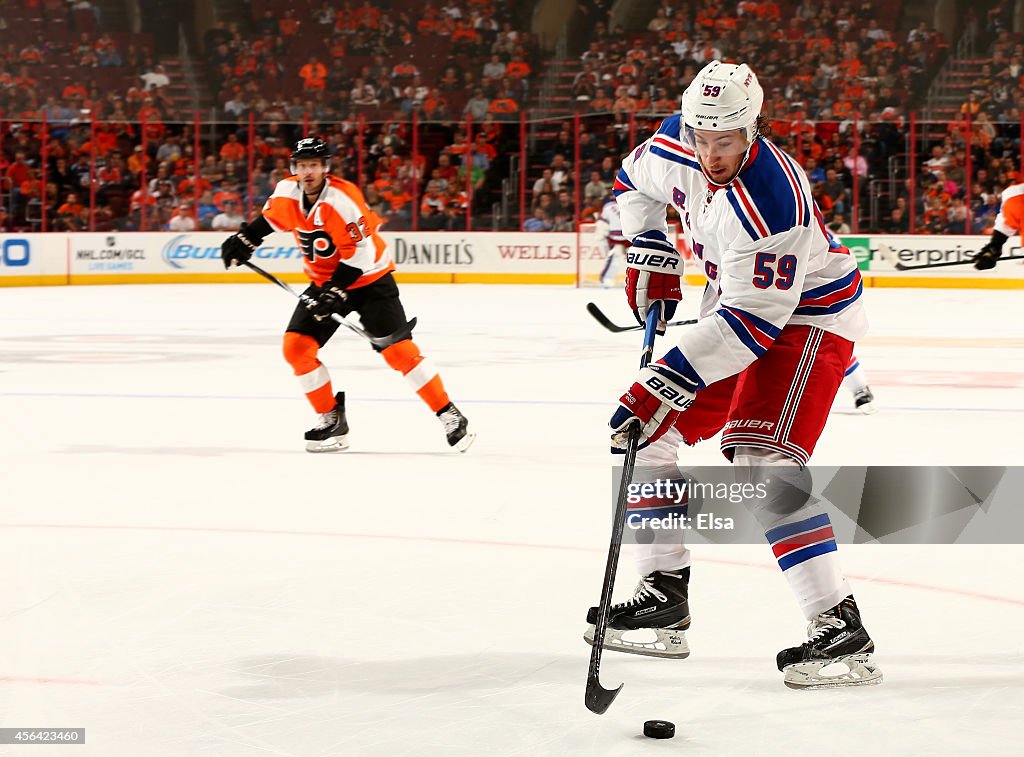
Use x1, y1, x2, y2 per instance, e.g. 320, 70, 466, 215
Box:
876, 244, 1024, 271
587, 302, 696, 333
585, 302, 662, 715
242, 261, 416, 348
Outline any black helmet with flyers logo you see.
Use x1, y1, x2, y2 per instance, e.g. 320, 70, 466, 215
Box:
290, 137, 330, 173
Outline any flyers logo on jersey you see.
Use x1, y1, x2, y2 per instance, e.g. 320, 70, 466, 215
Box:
297, 229, 336, 262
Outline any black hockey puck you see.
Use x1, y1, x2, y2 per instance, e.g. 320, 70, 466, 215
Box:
643, 720, 675, 739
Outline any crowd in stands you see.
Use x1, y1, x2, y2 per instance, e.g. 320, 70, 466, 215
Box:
1, 0, 1022, 238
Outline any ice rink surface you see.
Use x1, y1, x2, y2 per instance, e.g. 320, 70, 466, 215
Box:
1, 282, 1022, 756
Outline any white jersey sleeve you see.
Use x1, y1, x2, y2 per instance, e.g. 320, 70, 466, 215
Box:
614, 137, 675, 242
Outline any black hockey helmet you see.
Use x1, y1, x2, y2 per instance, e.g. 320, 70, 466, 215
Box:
290, 137, 330, 173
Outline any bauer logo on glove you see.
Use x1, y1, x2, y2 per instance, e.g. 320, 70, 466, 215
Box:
610, 363, 697, 449
643, 374, 693, 409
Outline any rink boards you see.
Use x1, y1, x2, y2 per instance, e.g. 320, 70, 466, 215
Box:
0, 231, 1021, 288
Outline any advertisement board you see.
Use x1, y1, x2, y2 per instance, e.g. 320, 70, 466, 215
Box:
0, 234, 67, 286
62, 231, 579, 285
4, 231, 1024, 289
67, 232, 306, 284
848, 235, 1024, 286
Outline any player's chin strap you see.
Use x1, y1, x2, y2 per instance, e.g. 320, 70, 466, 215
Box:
241, 261, 415, 349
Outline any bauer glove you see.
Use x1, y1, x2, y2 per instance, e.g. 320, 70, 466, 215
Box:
625, 230, 682, 334
610, 360, 697, 450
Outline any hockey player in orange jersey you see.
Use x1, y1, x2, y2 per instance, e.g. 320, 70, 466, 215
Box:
974, 182, 1024, 270
220, 137, 474, 453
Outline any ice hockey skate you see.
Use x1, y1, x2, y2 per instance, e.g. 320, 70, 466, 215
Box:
584, 568, 691, 659
776, 595, 882, 689
437, 402, 475, 452
304, 392, 349, 453
853, 386, 876, 414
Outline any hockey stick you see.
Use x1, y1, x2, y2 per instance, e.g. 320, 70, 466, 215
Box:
876, 244, 1024, 271
585, 302, 662, 715
587, 302, 696, 333
241, 261, 416, 348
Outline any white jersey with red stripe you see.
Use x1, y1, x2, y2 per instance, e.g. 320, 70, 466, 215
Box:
599, 198, 627, 244
613, 114, 868, 389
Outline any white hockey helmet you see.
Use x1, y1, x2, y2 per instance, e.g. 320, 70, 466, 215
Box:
680, 61, 763, 143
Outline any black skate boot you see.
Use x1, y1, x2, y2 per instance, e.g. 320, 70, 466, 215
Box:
304, 392, 349, 453
583, 568, 691, 658
437, 402, 475, 452
776, 595, 882, 688
853, 386, 876, 414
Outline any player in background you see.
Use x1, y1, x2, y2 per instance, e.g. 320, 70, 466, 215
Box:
586, 61, 881, 688
843, 355, 875, 413
596, 195, 629, 287
974, 182, 1024, 269
220, 137, 474, 453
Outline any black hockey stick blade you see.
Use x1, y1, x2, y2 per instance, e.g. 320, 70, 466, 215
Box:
586, 302, 635, 332
892, 253, 1024, 271
587, 302, 696, 332
585, 673, 624, 714
367, 317, 417, 348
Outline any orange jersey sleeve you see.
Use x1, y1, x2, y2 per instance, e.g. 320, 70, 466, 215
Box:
993, 184, 1024, 242
262, 176, 394, 288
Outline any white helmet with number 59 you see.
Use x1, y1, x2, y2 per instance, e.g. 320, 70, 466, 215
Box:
680, 61, 763, 143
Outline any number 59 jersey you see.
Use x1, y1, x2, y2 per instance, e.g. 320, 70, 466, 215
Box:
262, 175, 395, 288
614, 115, 868, 388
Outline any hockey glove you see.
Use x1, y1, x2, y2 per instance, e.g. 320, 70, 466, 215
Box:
610, 362, 696, 451
973, 243, 1002, 270
305, 284, 348, 322
221, 224, 260, 269
625, 230, 682, 334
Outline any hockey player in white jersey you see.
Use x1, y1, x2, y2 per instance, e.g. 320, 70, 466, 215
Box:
585, 61, 881, 688
596, 196, 629, 287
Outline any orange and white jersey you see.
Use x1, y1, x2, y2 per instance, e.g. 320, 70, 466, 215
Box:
993, 182, 1024, 242
262, 175, 394, 288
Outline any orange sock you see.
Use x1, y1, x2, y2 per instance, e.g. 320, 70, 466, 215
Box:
283, 332, 336, 413
380, 339, 450, 412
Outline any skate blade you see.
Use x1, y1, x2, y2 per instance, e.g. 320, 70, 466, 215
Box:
451, 431, 476, 453
855, 401, 877, 415
305, 435, 350, 453
583, 624, 690, 659
783, 653, 883, 689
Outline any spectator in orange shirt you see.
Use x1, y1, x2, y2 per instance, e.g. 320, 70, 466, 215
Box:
279, 9, 299, 36
487, 93, 519, 120
832, 99, 855, 120
451, 20, 480, 49
353, 0, 381, 29
127, 145, 153, 177
219, 133, 247, 162
299, 56, 327, 91
392, 59, 420, 79
5, 151, 32, 193
420, 179, 446, 215
56, 191, 85, 230
380, 180, 412, 224
422, 88, 449, 119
